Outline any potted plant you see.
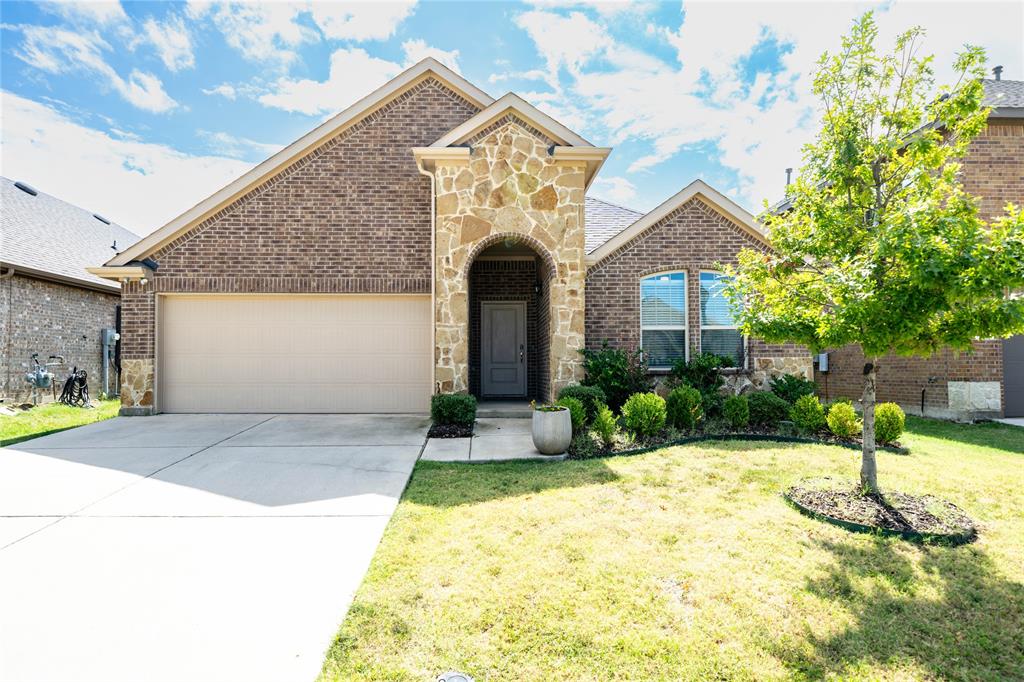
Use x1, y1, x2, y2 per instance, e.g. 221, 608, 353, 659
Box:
531, 402, 572, 455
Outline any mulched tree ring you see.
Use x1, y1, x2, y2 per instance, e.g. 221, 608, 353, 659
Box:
427, 423, 474, 439
785, 477, 977, 545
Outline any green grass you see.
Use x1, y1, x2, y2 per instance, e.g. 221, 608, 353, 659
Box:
0, 399, 120, 446
321, 418, 1024, 681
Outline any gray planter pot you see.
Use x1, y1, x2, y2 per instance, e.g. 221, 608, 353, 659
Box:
532, 407, 572, 455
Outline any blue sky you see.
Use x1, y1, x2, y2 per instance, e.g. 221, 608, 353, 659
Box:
1, 0, 1021, 235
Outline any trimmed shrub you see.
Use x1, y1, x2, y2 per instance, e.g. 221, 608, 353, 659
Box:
722, 395, 750, 429
621, 392, 667, 439
875, 402, 906, 444
430, 393, 477, 426
790, 394, 826, 433
668, 352, 730, 417
557, 384, 607, 424
769, 374, 817, 404
556, 396, 587, 435
568, 431, 599, 459
666, 386, 703, 430
592, 402, 618, 448
580, 343, 653, 411
827, 401, 862, 438
748, 391, 791, 427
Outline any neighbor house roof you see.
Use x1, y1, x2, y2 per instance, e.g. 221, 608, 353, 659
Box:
104, 57, 494, 268
984, 78, 1024, 117
1, 177, 138, 292
584, 196, 643, 254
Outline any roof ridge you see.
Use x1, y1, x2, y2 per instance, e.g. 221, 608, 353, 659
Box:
586, 194, 644, 215
1, 176, 139, 238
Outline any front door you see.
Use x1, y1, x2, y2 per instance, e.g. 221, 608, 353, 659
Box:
481, 301, 527, 397
1004, 335, 1024, 417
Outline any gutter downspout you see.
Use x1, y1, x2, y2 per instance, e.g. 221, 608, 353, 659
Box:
416, 158, 437, 395
1, 268, 13, 402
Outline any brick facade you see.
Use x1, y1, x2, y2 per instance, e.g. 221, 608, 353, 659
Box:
814, 119, 1023, 419
1, 274, 119, 404
584, 197, 812, 388
119, 77, 481, 414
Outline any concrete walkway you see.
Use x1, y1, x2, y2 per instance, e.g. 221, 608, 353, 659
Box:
995, 417, 1024, 427
0, 414, 428, 682
421, 418, 566, 462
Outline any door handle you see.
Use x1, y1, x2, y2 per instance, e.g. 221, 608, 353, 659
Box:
520, 344, 525, 363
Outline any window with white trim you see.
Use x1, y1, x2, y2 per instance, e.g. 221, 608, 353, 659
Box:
640, 271, 687, 368
700, 271, 744, 365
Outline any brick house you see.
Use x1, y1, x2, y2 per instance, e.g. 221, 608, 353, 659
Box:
1, 178, 138, 404
90, 59, 811, 416
809, 77, 1024, 420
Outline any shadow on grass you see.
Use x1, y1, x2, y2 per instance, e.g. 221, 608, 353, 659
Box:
906, 416, 1024, 455
775, 536, 1024, 680
404, 459, 620, 507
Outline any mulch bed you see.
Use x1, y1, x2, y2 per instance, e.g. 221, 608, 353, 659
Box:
785, 478, 977, 544
427, 423, 473, 438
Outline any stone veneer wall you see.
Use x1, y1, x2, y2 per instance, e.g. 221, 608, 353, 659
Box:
433, 116, 586, 397
1, 274, 120, 404
118, 77, 480, 415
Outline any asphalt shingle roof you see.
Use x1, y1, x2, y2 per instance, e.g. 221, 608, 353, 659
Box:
984, 78, 1024, 111
584, 195, 644, 254
1, 177, 139, 290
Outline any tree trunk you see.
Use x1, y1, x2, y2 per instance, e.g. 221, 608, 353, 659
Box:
860, 360, 879, 495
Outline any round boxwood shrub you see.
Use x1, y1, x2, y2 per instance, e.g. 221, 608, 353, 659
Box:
769, 373, 817, 404
430, 393, 477, 426
748, 391, 790, 427
621, 392, 667, 439
556, 396, 587, 435
875, 402, 906, 444
666, 386, 703, 430
790, 394, 826, 433
557, 384, 607, 424
722, 395, 750, 429
827, 401, 862, 438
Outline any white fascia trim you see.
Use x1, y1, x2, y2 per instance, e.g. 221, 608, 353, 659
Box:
430, 93, 593, 148
552, 146, 611, 190
412, 146, 471, 172
87, 265, 152, 281
107, 58, 494, 267
586, 180, 769, 266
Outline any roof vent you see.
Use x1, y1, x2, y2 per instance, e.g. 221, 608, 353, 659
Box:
93, 213, 111, 225
13, 181, 38, 196
993, 65, 1003, 81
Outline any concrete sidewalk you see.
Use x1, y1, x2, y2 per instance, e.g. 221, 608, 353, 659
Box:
421, 418, 567, 462
0, 414, 428, 682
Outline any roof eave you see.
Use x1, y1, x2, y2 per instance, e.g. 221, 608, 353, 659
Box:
2, 262, 122, 293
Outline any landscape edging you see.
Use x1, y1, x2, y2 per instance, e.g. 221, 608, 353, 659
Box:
591, 433, 909, 460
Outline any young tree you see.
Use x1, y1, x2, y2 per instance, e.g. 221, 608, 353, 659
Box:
727, 13, 1024, 494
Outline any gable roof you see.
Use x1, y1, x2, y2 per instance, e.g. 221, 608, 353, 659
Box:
584, 196, 643, 254
431, 92, 592, 147
586, 179, 767, 265
104, 58, 494, 267
1, 177, 139, 292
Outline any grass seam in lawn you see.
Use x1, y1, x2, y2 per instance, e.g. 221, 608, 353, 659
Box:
1, 424, 96, 448
781, 491, 978, 546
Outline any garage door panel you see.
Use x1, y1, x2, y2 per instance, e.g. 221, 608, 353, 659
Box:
159, 296, 431, 413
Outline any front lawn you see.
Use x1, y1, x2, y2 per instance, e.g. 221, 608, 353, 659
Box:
321, 418, 1023, 681
0, 399, 120, 447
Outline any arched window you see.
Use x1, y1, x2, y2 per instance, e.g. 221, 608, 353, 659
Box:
640, 271, 687, 368
700, 271, 744, 365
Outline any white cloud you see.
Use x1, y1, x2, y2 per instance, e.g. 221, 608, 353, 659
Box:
401, 39, 460, 72
143, 13, 194, 71
189, 2, 317, 66
256, 40, 462, 116
10, 25, 177, 113
197, 130, 284, 160
310, 1, 417, 41
202, 83, 237, 99
43, 1, 129, 26
0, 91, 252, 234
518, 1, 1024, 210
258, 47, 402, 115
591, 175, 637, 204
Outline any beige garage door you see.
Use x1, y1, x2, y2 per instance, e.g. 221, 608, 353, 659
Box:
158, 295, 431, 413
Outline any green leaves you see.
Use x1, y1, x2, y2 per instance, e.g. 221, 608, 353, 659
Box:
730, 11, 1024, 361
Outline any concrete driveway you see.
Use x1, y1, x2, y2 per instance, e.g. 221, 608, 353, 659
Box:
0, 413, 428, 682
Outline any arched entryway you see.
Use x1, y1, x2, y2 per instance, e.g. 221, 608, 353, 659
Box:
466, 234, 555, 401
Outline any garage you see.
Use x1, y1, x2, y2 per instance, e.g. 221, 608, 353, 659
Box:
157, 295, 432, 413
